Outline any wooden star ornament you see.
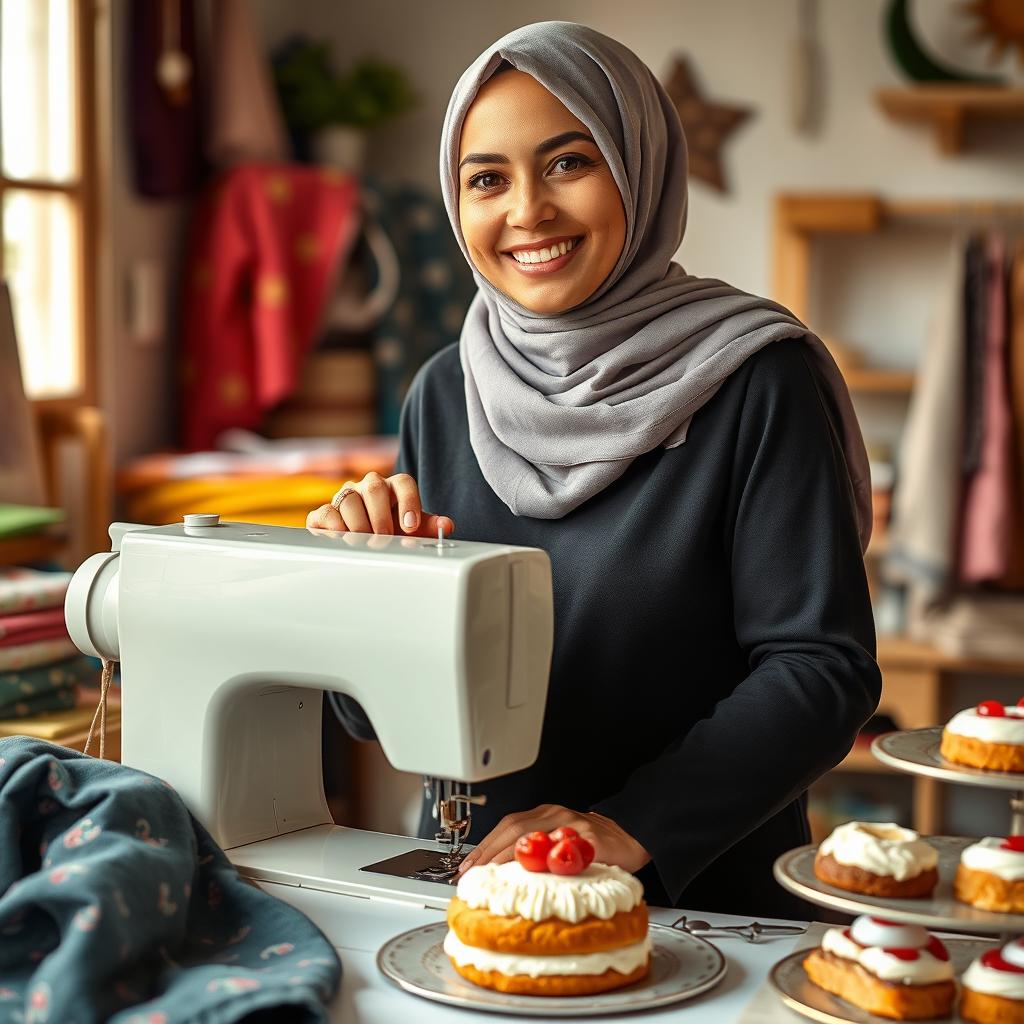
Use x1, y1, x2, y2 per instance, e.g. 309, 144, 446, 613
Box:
664, 56, 754, 194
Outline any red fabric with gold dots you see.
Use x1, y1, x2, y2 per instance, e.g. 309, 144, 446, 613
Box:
180, 164, 360, 450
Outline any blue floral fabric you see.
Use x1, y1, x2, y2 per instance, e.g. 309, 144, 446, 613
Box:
362, 179, 476, 434
0, 737, 340, 1023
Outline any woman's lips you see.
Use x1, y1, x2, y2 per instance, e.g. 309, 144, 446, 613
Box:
503, 238, 583, 276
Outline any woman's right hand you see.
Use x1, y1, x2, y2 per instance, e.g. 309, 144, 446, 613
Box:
306, 472, 455, 538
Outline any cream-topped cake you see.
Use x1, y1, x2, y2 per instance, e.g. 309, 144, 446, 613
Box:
956, 836, 1024, 912
941, 701, 1024, 772
803, 915, 955, 1020
814, 822, 938, 898
445, 828, 650, 996
961, 938, 1024, 1023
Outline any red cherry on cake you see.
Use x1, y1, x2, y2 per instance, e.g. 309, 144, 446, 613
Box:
574, 836, 596, 868
547, 838, 585, 875
926, 936, 949, 962
977, 700, 1006, 717
549, 827, 580, 843
1001, 836, 1024, 853
1017, 697, 1024, 708
514, 831, 553, 872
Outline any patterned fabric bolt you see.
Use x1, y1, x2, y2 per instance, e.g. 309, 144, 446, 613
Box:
0, 737, 340, 1023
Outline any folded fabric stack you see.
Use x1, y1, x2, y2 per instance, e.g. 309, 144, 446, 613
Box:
117, 432, 398, 527
0, 568, 95, 719
909, 592, 1024, 663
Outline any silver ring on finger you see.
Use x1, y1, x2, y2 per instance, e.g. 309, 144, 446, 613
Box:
331, 485, 358, 510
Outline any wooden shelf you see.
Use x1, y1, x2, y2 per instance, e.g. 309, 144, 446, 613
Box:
876, 85, 1024, 155
877, 634, 1024, 677
845, 367, 915, 395
835, 744, 894, 774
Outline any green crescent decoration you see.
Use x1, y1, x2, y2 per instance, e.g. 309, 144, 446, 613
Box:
885, 0, 1005, 84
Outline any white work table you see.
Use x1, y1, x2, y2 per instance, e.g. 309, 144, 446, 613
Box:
259, 880, 807, 1023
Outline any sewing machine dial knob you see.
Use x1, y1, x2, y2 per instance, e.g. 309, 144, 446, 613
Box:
183, 513, 221, 527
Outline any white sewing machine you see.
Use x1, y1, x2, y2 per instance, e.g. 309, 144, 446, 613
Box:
64, 515, 553, 910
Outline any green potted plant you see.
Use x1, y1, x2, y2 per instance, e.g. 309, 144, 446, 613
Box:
273, 39, 417, 171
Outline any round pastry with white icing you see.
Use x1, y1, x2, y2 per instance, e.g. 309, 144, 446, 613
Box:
445, 860, 650, 997
961, 938, 1024, 1024
814, 822, 939, 898
803, 915, 955, 1020
941, 702, 1024, 773
956, 836, 1024, 913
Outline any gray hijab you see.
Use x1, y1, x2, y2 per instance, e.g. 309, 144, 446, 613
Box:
439, 21, 872, 549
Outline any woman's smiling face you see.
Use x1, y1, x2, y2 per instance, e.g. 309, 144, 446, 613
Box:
458, 69, 627, 315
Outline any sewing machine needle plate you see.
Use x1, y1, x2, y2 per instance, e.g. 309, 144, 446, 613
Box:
377, 921, 726, 1017
769, 937, 994, 1024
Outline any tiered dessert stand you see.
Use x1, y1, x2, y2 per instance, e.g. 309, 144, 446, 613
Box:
769, 726, 1024, 1024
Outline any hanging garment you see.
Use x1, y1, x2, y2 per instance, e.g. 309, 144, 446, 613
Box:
1002, 236, 1024, 588
959, 233, 1013, 584
206, 0, 290, 166
127, 0, 203, 198
886, 239, 967, 604
963, 235, 988, 476
358, 181, 477, 434
179, 165, 360, 450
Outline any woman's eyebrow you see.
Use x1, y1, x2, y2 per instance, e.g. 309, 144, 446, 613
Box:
458, 130, 597, 170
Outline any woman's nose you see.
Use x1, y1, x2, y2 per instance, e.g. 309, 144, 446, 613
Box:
506, 183, 556, 230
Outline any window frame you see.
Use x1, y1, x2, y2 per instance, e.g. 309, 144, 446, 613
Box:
0, 0, 98, 412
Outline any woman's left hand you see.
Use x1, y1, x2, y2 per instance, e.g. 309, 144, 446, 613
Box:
457, 805, 652, 875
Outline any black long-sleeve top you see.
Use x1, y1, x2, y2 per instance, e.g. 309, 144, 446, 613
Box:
337, 337, 881, 918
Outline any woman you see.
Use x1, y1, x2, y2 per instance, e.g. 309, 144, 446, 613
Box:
307, 22, 881, 918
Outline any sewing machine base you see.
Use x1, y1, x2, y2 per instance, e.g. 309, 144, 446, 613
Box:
226, 823, 470, 910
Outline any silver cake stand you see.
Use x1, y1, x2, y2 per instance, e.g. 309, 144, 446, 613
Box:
872, 728, 1024, 834
774, 837, 1024, 933
769, 726, 1024, 1023
770, 937, 994, 1024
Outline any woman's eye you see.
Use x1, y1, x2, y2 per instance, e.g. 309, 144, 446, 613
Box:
552, 155, 585, 172
467, 172, 504, 191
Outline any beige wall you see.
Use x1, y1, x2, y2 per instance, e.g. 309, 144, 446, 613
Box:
102, 0, 1024, 464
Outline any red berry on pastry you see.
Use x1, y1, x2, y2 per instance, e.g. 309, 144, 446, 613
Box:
574, 836, 595, 868
982, 948, 1024, 974
1001, 835, 1024, 852
884, 948, 920, 961
514, 831, 553, 872
927, 936, 949, 961
978, 700, 1006, 717
1017, 697, 1024, 707
549, 827, 580, 843
547, 838, 585, 875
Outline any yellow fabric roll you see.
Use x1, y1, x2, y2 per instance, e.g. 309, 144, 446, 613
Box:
125, 476, 343, 524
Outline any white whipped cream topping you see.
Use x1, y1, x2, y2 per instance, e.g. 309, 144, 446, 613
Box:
821, 925, 953, 985
961, 837, 1024, 880
945, 707, 1024, 745
455, 861, 643, 923
963, 955, 1024, 999
849, 916, 928, 950
819, 822, 937, 881
859, 947, 953, 985
822, 927, 862, 961
443, 930, 651, 978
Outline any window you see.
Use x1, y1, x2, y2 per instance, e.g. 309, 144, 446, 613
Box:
0, 0, 96, 404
